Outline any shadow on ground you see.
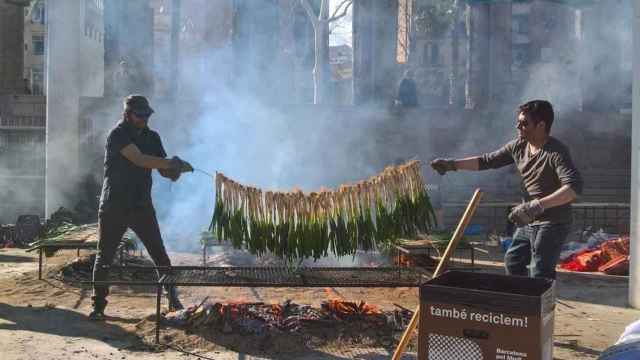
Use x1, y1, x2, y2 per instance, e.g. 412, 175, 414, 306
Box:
555, 272, 629, 308
554, 340, 601, 357
0, 254, 36, 263
0, 303, 150, 351
155, 316, 415, 360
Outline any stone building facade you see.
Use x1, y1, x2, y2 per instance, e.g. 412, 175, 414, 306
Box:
0, 0, 44, 223
0, 0, 28, 95
24, 0, 46, 95
463, 0, 631, 111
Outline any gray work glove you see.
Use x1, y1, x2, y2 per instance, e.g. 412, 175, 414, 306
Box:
179, 158, 194, 173
164, 164, 181, 182
167, 156, 193, 181
508, 199, 545, 227
430, 158, 457, 175
164, 168, 181, 182
169, 156, 193, 173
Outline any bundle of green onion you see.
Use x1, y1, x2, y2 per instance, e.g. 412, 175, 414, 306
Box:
209, 160, 436, 260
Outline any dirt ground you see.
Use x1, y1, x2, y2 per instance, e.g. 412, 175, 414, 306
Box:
0, 245, 638, 359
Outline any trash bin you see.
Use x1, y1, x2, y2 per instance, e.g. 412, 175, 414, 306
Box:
419, 271, 555, 360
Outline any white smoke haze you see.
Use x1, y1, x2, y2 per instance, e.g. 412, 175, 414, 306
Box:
517, 2, 632, 125
2, 1, 633, 261
149, 81, 389, 256
0, 96, 46, 224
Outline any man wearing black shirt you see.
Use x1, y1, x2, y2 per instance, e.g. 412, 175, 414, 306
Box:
90, 95, 193, 320
431, 100, 582, 279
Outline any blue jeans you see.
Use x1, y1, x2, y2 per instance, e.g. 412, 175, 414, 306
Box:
504, 223, 571, 279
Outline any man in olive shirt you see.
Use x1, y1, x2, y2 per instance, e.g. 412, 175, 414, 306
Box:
91, 95, 193, 320
431, 100, 582, 279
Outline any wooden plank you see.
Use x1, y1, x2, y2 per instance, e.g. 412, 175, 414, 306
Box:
392, 189, 484, 360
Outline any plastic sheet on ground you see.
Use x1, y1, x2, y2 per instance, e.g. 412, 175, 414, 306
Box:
560, 235, 629, 275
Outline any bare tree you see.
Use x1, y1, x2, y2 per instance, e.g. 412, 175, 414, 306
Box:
300, 0, 352, 104
396, 0, 411, 63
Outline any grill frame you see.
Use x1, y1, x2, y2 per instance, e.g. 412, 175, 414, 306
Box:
161, 266, 428, 288
83, 265, 429, 345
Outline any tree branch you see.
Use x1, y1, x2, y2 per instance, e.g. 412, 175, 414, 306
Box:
300, 0, 319, 27
328, 0, 353, 23
319, 0, 329, 19
329, 0, 352, 20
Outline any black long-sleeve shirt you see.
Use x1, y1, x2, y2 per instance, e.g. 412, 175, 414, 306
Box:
398, 78, 418, 107
478, 137, 583, 224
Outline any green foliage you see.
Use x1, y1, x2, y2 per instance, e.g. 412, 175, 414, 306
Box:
35, 222, 78, 243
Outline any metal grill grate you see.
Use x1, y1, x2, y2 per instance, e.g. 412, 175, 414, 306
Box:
162, 266, 427, 287
81, 266, 162, 286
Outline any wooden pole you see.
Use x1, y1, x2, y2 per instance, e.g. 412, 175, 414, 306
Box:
38, 247, 43, 280
392, 189, 483, 360
155, 283, 162, 344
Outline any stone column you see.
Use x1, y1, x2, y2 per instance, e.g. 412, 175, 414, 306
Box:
465, 3, 489, 109
488, 2, 511, 106
629, 0, 640, 309
0, 0, 26, 95
45, 0, 81, 218
580, 2, 623, 112
371, 0, 399, 103
353, 0, 397, 105
104, 0, 154, 97
231, 0, 281, 101
353, 0, 373, 105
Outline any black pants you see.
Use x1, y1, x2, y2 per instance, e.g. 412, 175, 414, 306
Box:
93, 206, 172, 301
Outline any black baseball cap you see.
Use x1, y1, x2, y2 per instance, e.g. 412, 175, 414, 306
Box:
124, 94, 154, 116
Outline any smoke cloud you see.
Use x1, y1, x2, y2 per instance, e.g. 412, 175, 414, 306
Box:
1, 1, 633, 258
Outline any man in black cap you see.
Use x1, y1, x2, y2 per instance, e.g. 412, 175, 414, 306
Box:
90, 94, 193, 320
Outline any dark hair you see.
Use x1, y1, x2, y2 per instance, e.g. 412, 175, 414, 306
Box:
518, 100, 554, 133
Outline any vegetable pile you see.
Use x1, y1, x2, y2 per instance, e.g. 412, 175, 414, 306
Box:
209, 160, 436, 260
27, 223, 137, 257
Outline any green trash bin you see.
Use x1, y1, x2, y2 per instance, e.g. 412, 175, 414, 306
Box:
419, 271, 555, 360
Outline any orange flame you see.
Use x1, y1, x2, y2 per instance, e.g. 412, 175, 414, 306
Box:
323, 300, 381, 317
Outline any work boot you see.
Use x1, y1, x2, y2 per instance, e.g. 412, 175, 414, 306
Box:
166, 286, 184, 311
89, 296, 108, 321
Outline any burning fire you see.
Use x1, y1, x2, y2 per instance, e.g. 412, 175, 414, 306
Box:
165, 298, 401, 334
324, 287, 342, 299
394, 253, 438, 268
321, 300, 381, 319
